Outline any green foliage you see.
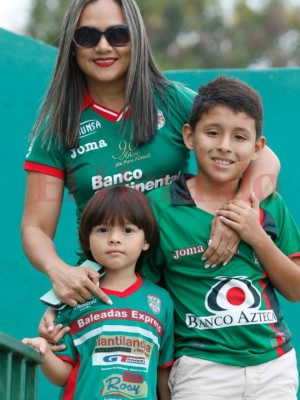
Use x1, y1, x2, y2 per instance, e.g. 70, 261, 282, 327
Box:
26, 0, 70, 46
25, 0, 300, 68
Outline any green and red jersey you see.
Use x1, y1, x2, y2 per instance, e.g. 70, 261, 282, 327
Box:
55, 274, 174, 400
141, 173, 300, 367
24, 83, 195, 261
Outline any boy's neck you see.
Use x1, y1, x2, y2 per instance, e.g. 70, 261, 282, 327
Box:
100, 270, 138, 292
187, 174, 240, 214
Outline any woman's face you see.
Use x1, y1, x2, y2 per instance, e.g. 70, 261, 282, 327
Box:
74, 0, 131, 93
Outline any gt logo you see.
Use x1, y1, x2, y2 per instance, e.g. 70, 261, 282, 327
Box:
103, 355, 145, 364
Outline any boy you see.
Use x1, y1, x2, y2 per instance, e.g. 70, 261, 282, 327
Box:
23, 187, 174, 400
142, 76, 300, 399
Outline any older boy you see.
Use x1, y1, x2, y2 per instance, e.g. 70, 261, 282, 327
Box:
142, 76, 300, 399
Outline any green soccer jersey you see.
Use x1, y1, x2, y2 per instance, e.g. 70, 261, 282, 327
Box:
24, 82, 195, 261
55, 274, 174, 400
141, 173, 300, 367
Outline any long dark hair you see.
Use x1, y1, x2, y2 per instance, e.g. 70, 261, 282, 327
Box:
31, 0, 171, 149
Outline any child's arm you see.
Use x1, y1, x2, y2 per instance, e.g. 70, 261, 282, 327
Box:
22, 337, 73, 386
217, 193, 300, 302
157, 366, 171, 400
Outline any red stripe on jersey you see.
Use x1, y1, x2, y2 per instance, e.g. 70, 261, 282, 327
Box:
24, 161, 65, 179
289, 252, 300, 259
81, 91, 93, 111
69, 308, 163, 336
158, 360, 174, 370
62, 354, 81, 400
82, 91, 131, 121
258, 207, 291, 356
91, 103, 130, 122
258, 276, 285, 356
56, 355, 76, 367
103, 273, 142, 297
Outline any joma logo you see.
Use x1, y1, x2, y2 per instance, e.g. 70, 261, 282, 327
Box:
174, 245, 205, 259
70, 140, 107, 159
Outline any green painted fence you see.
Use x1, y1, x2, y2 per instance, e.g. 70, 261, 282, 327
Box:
0, 331, 43, 400
1, 28, 300, 399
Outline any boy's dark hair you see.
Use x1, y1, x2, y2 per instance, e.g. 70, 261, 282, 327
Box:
79, 187, 159, 270
188, 76, 263, 139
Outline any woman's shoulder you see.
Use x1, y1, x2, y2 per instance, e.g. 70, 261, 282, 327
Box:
155, 80, 196, 117
165, 80, 196, 100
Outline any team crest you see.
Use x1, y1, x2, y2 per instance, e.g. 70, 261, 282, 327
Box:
157, 110, 165, 129
147, 295, 161, 314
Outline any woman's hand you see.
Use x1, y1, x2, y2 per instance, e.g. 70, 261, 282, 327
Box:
202, 216, 240, 268
39, 264, 113, 346
49, 264, 112, 307
216, 192, 262, 247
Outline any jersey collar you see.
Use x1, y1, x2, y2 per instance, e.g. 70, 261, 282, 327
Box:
81, 91, 131, 122
102, 273, 143, 298
170, 172, 197, 206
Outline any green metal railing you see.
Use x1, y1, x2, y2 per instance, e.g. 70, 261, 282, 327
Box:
0, 332, 43, 400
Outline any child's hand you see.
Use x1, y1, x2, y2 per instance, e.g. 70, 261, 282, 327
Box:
216, 192, 264, 247
22, 337, 49, 354
38, 307, 70, 346
22, 336, 66, 354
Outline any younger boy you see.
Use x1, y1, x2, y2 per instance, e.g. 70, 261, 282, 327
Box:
142, 76, 300, 399
23, 187, 174, 400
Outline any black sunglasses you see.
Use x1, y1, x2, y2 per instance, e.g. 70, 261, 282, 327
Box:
73, 25, 130, 48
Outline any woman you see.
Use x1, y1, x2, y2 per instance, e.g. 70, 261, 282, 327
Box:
21, 0, 280, 338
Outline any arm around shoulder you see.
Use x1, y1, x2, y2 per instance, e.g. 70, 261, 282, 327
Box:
238, 145, 280, 201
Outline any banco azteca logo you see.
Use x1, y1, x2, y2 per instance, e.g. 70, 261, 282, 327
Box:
205, 276, 261, 313
186, 276, 277, 330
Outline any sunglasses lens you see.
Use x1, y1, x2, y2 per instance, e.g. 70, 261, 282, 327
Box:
73, 26, 130, 48
74, 27, 99, 48
106, 26, 130, 47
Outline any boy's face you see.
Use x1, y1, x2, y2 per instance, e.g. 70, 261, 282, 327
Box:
89, 222, 149, 272
183, 105, 265, 185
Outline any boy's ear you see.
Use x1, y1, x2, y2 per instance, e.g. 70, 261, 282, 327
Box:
143, 241, 150, 251
182, 124, 194, 150
251, 136, 266, 161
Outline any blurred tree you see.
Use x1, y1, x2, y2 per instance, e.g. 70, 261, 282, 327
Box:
26, 0, 70, 46
25, 0, 300, 69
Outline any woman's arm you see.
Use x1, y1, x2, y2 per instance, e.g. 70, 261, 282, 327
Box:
22, 337, 73, 386
237, 145, 280, 201
21, 172, 110, 306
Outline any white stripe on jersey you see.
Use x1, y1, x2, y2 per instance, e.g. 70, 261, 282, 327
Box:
73, 324, 160, 348
93, 104, 118, 117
